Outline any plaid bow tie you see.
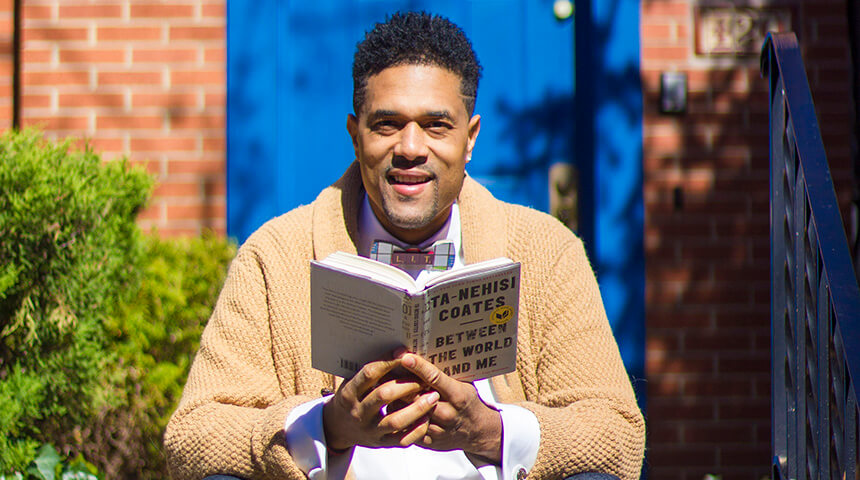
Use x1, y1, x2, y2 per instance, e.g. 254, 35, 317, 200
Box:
370, 239, 456, 271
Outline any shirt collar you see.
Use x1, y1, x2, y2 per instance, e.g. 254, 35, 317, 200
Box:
357, 195, 463, 264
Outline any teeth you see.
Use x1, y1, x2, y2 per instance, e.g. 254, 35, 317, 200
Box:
392, 175, 428, 184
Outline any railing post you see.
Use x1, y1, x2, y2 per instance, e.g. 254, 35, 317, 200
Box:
763, 31, 860, 480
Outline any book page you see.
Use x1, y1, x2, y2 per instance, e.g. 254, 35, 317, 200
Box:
311, 263, 411, 378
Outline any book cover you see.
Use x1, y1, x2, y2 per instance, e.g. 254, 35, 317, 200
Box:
310, 253, 520, 382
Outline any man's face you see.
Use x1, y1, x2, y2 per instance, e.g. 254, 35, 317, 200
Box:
347, 64, 481, 245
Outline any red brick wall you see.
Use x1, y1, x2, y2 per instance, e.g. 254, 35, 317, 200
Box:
642, 1, 854, 479
19, 0, 226, 236
0, 0, 13, 128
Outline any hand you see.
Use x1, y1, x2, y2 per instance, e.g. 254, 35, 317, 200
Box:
322, 355, 441, 451
399, 353, 503, 463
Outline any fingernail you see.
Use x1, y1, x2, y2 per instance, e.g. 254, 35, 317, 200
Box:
426, 391, 440, 404
402, 354, 415, 367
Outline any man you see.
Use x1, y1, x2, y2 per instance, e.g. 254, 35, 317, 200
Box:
165, 12, 644, 480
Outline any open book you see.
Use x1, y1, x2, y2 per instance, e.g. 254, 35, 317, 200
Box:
311, 252, 520, 382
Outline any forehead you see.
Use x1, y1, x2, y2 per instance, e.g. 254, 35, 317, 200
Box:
362, 64, 467, 117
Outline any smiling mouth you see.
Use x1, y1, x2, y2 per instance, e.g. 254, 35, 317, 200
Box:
388, 173, 432, 185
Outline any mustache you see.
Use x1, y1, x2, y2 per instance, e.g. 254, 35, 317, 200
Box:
385, 160, 435, 178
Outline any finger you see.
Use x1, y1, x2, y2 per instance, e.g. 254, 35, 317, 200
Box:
427, 401, 458, 426
421, 423, 447, 448
399, 353, 459, 396
378, 391, 440, 434
340, 357, 403, 402
357, 378, 424, 421
392, 415, 431, 447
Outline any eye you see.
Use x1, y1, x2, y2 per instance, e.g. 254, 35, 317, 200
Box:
371, 119, 400, 134
425, 120, 452, 134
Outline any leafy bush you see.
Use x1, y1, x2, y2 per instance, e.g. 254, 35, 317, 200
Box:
0, 129, 151, 474
82, 233, 235, 479
0, 129, 236, 479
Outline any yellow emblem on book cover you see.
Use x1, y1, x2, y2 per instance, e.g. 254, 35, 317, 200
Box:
490, 305, 514, 325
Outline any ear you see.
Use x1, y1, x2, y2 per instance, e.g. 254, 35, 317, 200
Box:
346, 114, 360, 155
466, 114, 481, 160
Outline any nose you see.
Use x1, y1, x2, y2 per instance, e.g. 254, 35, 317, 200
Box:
394, 122, 428, 160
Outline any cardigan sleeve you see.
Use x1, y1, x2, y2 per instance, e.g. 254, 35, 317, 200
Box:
514, 236, 645, 480
163, 245, 312, 480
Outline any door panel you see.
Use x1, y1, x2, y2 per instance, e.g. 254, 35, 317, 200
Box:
227, 0, 574, 241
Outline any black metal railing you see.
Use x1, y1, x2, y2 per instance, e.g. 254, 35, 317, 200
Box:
762, 32, 860, 480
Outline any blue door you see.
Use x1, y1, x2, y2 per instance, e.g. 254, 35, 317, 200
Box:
227, 0, 644, 403
227, 1, 575, 238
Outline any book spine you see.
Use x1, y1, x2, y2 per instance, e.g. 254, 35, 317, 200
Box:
406, 296, 420, 354
420, 293, 432, 356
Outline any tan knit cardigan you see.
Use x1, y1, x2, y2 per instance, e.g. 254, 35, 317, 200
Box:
164, 163, 645, 480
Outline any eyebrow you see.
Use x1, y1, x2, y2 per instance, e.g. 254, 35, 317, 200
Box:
367, 109, 454, 121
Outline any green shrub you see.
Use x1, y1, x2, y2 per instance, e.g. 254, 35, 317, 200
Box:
84, 233, 235, 479
0, 129, 152, 474
0, 129, 236, 479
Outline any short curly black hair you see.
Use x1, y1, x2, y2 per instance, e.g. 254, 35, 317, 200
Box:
352, 12, 482, 116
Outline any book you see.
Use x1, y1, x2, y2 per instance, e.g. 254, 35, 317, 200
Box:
310, 252, 520, 382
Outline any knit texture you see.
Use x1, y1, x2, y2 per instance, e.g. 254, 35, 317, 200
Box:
164, 163, 645, 479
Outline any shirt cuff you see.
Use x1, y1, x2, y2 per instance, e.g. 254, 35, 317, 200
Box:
284, 396, 353, 479
497, 403, 540, 480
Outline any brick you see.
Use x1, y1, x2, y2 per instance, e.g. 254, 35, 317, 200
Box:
131, 136, 197, 151
683, 423, 754, 444
717, 445, 771, 468
204, 47, 225, 62
21, 94, 51, 108
59, 93, 124, 108
137, 205, 163, 222
168, 159, 224, 175
97, 71, 162, 86
130, 4, 195, 18
96, 114, 162, 129
133, 48, 197, 63
132, 92, 198, 108
171, 68, 224, 86
22, 5, 53, 20
147, 225, 203, 237
58, 5, 123, 18
60, 48, 126, 63
170, 25, 224, 41
22, 115, 88, 130
641, 24, 674, 42
646, 353, 714, 375
202, 137, 224, 152
642, 1, 688, 17
153, 181, 200, 197
204, 92, 225, 107
646, 445, 716, 468
717, 400, 770, 421
649, 423, 682, 444
24, 27, 89, 42
642, 45, 689, 61
22, 48, 52, 63
167, 202, 225, 220
648, 399, 716, 423
98, 26, 161, 42
203, 180, 226, 196
683, 330, 758, 352
169, 113, 224, 129
683, 376, 758, 398
86, 136, 125, 153
718, 353, 770, 375
201, 3, 225, 17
